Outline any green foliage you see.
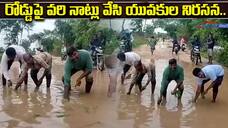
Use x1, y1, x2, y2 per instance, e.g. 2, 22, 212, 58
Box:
152, 19, 179, 38
130, 19, 143, 33
155, 18, 228, 66
54, 19, 75, 46
0, 47, 3, 60
102, 28, 118, 54
104, 36, 119, 54
20, 39, 31, 52
70, 19, 100, 49
29, 29, 59, 53
216, 40, 228, 66
144, 24, 155, 37
52, 40, 62, 56
0, 20, 33, 45
132, 33, 147, 48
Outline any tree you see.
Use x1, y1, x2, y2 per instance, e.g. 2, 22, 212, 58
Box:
70, 19, 100, 49
29, 29, 58, 52
130, 19, 143, 33
144, 24, 155, 37
122, 19, 126, 31
54, 19, 75, 47
0, 20, 33, 45
20, 39, 31, 52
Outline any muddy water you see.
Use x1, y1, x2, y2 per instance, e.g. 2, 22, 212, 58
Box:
1, 41, 228, 128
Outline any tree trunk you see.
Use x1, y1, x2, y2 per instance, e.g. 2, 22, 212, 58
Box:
109, 19, 112, 29
122, 19, 126, 31
143, 19, 147, 31
20, 28, 23, 45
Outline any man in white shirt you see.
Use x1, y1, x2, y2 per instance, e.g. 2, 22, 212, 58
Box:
192, 65, 224, 103
1, 45, 27, 87
117, 52, 141, 84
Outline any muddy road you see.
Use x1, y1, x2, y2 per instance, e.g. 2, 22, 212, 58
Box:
0, 40, 228, 128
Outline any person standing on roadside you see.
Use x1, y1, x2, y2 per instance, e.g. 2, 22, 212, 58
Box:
207, 33, 216, 64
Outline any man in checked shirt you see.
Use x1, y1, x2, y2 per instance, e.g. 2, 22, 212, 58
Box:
15, 51, 52, 90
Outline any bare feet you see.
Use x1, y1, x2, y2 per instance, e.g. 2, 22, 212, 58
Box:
121, 75, 124, 84
142, 86, 147, 91
157, 98, 162, 105
201, 95, 205, 99
107, 92, 112, 97
125, 74, 131, 79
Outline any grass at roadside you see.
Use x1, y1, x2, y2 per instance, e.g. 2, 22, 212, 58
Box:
132, 34, 147, 48
201, 49, 228, 67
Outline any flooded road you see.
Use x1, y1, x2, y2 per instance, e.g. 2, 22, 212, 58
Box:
1, 41, 228, 128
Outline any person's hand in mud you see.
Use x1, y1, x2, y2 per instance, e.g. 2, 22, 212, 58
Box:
192, 99, 197, 103
171, 89, 178, 95
8, 80, 13, 87
15, 83, 21, 90
37, 72, 46, 87
201, 92, 206, 99
75, 79, 81, 87
125, 74, 131, 79
37, 79, 43, 87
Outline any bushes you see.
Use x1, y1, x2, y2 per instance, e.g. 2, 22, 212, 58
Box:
132, 33, 147, 48
216, 41, 228, 66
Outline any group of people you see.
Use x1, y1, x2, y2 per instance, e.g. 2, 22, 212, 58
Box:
1, 45, 52, 90
116, 51, 224, 104
1, 36, 224, 104
190, 33, 216, 64
116, 51, 184, 104
170, 32, 216, 65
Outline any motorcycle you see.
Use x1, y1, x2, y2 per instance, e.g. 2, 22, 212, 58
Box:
119, 39, 132, 53
174, 43, 180, 55
61, 48, 67, 61
91, 46, 105, 71
181, 43, 186, 51
191, 46, 200, 65
150, 46, 155, 55
119, 40, 126, 53
61, 53, 67, 61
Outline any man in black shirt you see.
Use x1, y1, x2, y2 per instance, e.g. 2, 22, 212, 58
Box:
207, 33, 215, 64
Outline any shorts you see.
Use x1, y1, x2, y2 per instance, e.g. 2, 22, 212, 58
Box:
201, 76, 223, 93
123, 64, 131, 75
208, 49, 213, 57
